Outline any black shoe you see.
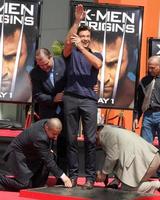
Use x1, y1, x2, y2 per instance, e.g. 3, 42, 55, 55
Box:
107, 184, 118, 189
56, 178, 64, 185
71, 179, 77, 187
82, 180, 94, 190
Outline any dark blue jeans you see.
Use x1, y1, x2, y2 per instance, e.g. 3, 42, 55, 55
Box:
141, 110, 160, 147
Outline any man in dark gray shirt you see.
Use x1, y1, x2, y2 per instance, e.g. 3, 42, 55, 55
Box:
63, 4, 102, 189
133, 56, 160, 146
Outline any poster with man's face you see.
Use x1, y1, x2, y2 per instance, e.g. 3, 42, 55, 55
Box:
70, 1, 143, 109
148, 38, 160, 57
0, 0, 40, 103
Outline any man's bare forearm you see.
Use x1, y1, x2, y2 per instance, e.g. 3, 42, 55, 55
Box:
63, 22, 79, 57
63, 4, 84, 57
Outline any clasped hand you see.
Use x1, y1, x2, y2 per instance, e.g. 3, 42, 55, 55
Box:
53, 92, 63, 103
71, 33, 81, 47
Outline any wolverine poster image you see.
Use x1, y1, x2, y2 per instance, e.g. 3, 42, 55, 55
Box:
0, 0, 40, 103
70, 1, 143, 109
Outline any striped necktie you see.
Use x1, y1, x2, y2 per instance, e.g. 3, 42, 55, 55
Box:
49, 68, 54, 86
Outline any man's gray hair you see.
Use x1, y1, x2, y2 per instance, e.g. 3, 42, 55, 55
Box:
148, 55, 160, 65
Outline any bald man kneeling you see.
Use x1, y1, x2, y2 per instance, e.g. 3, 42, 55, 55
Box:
0, 118, 72, 191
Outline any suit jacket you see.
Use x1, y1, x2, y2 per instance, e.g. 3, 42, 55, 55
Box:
99, 125, 159, 187
30, 56, 66, 118
3, 119, 63, 183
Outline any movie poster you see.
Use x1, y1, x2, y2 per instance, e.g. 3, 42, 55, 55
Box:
0, 0, 40, 103
70, 1, 143, 109
148, 38, 160, 57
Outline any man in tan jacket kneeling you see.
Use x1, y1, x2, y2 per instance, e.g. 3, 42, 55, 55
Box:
96, 124, 160, 194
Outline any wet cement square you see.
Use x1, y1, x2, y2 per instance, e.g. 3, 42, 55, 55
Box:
27, 185, 155, 200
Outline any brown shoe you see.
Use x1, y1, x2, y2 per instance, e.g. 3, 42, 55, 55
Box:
82, 180, 94, 190
71, 179, 77, 187
0, 183, 5, 191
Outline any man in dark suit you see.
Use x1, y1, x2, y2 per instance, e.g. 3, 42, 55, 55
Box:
30, 48, 67, 177
0, 118, 72, 191
30, 48, 66, 119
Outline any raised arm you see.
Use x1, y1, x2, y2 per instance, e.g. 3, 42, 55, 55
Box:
63, 4, 102, 69
63, 4, 85, 57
